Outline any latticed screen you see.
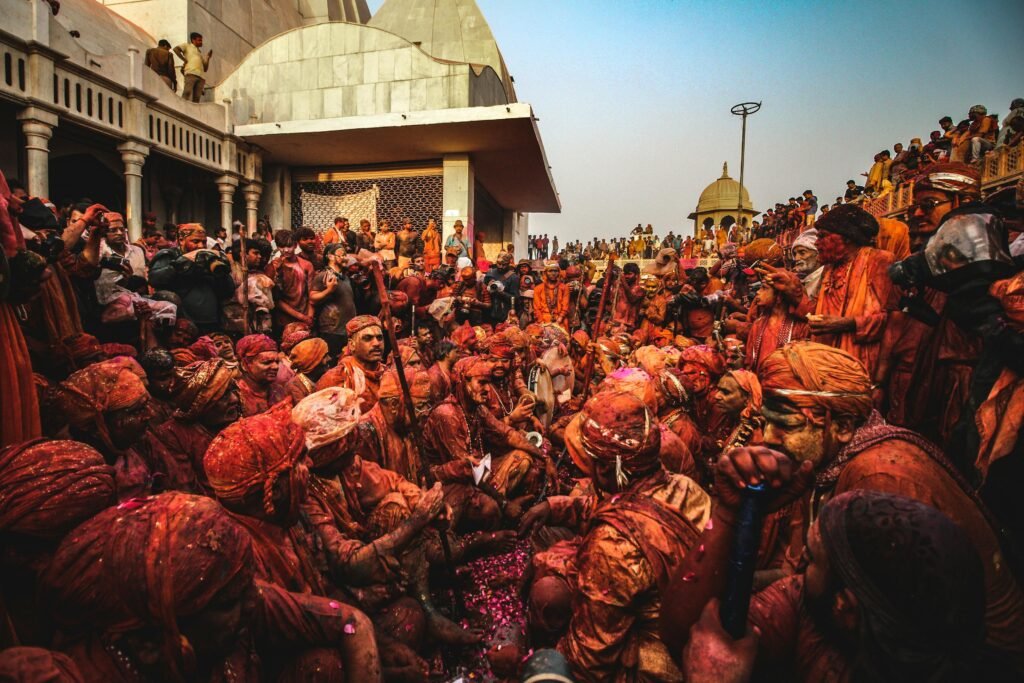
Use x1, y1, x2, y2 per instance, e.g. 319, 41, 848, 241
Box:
292, 174, 443, 233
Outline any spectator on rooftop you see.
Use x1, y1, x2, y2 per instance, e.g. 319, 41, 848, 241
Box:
998, 98, 1024, 147
173, 32, 211, 103
144, 39, 176, 91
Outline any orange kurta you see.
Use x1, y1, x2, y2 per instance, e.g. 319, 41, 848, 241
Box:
1, 303, 41, 445
533, 281, 570, 324
812, 246, 895, 379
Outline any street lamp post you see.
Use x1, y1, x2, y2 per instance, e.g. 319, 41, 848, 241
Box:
730, 101, 761, 241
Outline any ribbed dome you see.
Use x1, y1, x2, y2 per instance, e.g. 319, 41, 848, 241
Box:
696, 162, 752, 213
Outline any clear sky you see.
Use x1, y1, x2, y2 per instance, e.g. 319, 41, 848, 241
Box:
367, 0, 1024, 242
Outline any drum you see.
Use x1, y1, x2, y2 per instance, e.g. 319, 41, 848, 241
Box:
527, 362, 556, 427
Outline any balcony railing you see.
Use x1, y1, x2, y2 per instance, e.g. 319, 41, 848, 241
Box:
982, 140, 1023, 190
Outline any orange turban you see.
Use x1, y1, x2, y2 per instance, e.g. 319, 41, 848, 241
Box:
289, 338, 329, 374
346, 315, 382, 338
176, 223, 206, 241
726, 369, 763, 420
759, 342, 873, 421
743, 238, 784, 265
0, 439, 115, 539
204, 402, 305, 515
58, 358, 149, 450
172, 358, 236, 420
379, 367, 433, 402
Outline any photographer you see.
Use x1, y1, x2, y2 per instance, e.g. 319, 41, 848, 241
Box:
483, 251, 520, 323
149, 223, 235, 333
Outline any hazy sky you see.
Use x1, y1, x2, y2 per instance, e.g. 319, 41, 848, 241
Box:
368, 0, 1024, 242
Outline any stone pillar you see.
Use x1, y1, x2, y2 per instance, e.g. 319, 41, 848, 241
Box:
216, 175, 239, 234
243, 182, 263, 235
442, 154, 474, 247
117, 141, 150, 241
17, 107, 59, 199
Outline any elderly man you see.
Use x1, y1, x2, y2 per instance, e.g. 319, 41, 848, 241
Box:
791, 228, 822, 298
235, 334, 287, 416
140, 357, 240, 493
806, 204, 895, 381
316, 315, 386, 412
520, 391, 710, 682
715, 341, 1024, 659
532, 261, 570, 326
149, 223, 235, 332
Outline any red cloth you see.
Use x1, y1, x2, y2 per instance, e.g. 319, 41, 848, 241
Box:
204, 402, 305, 516
57, 358, 149, 453
0, 647, 83, 683
236, 333, 278, 363
0, 439, 115, 539
43, 493, 254, 678
0, 303, 41, 446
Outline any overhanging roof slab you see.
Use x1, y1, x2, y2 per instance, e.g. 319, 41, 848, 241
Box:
235, 103, 559, 213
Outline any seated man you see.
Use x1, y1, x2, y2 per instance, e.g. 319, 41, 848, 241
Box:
520, 390, 711, 682
421, 357, 544, 530
141, 357, 241, 493
317, 315, 386, 412
720, 341, 1024, 659
148, 223, 235, 332
235, 334, 287, 416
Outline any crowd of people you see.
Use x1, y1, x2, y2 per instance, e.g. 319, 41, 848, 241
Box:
3, 99, 1024, 682
755, 100, 1024, 248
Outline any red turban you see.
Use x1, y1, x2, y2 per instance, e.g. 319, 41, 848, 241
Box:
188, 336, 219, 360
235, 334, 278, 370
0, 647, 83, 683
451, 322, 477, 351
678, 344, 726, 377
914, 162, 980, 199
281, 329, 311, 356
101, 342, 137, 359
43, 493, 253, 678
760, 341, 873, 421
58, 358, 150, 450
204, 402, 305, 515
176, 223, 206, 241
0, 439, 115, 539
280, 322, 311, 340
346, 315, 382, 338
568, 390, 661, 486
62, 333, 103, 365
482, 336, 516, 359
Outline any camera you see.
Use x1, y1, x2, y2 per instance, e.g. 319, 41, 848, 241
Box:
487, 280, 505, 293
100, 254, 129, 272
193, 249, 230, 275
28, 232, 65, 264
888, 252, 931, 290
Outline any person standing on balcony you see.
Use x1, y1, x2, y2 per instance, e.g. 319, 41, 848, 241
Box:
144, 39, 177, 91
174, 32, 211, 103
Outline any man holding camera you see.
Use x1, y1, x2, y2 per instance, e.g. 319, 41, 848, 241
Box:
95, 212, 147, 309
149, 223, 236, 332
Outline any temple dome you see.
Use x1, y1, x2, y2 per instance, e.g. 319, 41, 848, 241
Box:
695, 162, 753, 213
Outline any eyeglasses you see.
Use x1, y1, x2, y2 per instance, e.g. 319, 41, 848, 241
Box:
915, 197, 951, 212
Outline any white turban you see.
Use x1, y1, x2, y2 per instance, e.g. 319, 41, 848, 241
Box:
792, 229, 819, 252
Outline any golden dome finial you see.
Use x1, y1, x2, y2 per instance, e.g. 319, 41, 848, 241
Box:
721, 162, 729, 178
